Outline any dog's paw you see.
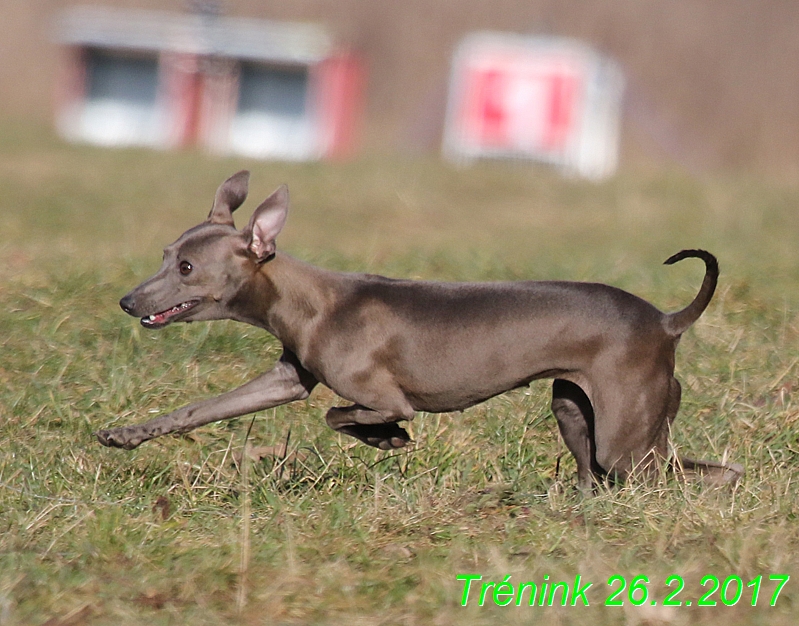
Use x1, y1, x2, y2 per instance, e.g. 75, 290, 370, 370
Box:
94, 428, 142, 450
702, 462, 744, 487
340, 422, 412, 450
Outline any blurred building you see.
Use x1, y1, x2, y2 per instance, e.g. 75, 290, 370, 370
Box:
54, 6, 363, 160
2, 0, 799, 175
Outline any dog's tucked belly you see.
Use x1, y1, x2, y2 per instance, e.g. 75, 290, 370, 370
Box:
401, 367, 571, 413
389, 310, 607, 410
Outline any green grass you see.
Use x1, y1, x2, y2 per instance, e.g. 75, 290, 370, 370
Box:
1, 123, 798, 624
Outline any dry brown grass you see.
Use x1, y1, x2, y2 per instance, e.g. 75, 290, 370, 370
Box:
1, 124, 798, 624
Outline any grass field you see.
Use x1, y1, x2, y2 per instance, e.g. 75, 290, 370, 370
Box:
1, 124, 798, 625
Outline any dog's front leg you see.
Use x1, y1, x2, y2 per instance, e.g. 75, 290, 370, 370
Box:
96, 351, 317, 450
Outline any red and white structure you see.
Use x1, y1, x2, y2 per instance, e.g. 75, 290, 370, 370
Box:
443, 33, 624, 179
55, 6, 363, 160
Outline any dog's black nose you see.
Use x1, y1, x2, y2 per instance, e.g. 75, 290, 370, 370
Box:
119, 294, 135, 315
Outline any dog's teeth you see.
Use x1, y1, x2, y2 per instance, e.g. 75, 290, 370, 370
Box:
148, 315, 156, 321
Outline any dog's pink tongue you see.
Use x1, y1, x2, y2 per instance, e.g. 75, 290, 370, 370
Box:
151, 311, 170, 324
145, 306, 180, 326
144, 301, 196, 327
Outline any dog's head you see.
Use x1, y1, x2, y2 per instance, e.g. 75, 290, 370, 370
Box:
119, 171, 288, 328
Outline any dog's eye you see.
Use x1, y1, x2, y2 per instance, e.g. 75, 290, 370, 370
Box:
179, 261, 193, 276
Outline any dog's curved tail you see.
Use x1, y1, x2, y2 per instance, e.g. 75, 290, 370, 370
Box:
662, 249, 719, 337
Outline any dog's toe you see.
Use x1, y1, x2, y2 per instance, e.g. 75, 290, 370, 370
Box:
376, 435, 409, 450
95, 430, 113, 447
388, 435, 409, 448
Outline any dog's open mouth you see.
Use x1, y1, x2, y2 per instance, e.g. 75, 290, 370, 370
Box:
141, 300, 200, 328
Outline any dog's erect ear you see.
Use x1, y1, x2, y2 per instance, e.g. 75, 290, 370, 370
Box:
208, 170, 250, 226
245, 184, 289, 262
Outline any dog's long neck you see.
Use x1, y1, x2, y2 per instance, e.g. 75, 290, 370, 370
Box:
232, 252, 340, 356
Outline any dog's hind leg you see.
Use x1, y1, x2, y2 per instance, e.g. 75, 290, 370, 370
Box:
325, 405, 412, 450
551, 379, 603, 493
589, 370, 675, 483
324, 371, 416, 450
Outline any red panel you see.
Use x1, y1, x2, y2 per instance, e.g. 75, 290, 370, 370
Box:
53, 45, 87, 123
471, 68, 508, 146
453, 50, 583, 157
314, 52, 365, 160
542, 72, 577, 151
160, 53, 203, 148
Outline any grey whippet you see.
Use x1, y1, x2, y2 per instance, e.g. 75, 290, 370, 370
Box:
96, 171, 742, 490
